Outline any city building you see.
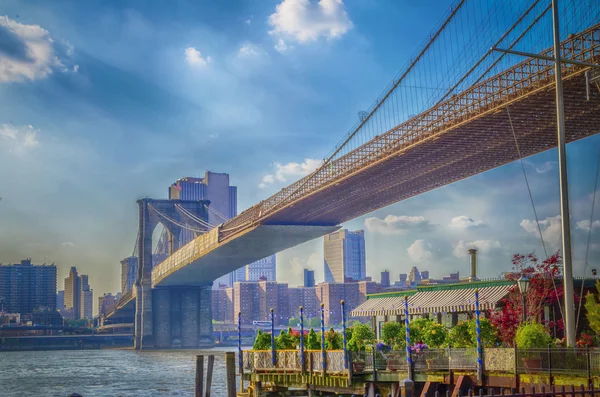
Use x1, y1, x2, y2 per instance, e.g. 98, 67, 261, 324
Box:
211, 287, 234, 323
56, 290, 64, 311
80, 275, 93, 319
234, 255, 277, 282
323, 229, 366, 283
288, 286, 319, 319
304, 269, 315, 288
120, 256, 138, 294
98, 293, 118, 316
399, 273, 407, 284
257, 280, 289, 326
421, 270, 430, 280
408, 267, 421, 286
233, 282, 260, 325
168, 172, 238, 289
0, 259, 57, 317
316, 282, 360, 326
380, 271, 390, 288
358, 280, 380, 307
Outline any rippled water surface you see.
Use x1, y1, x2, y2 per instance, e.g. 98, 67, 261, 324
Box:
0, 347, 236, 397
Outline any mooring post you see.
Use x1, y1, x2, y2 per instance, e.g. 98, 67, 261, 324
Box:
195, 355, 204, 397
226, 351, 236, 397
475, 290, 483, 383
205, 354, 214, 397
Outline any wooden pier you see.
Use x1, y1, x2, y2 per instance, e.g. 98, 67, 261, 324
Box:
236, 348, 600, 397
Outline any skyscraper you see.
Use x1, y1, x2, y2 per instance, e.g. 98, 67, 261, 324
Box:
304, 269, 315, 287
0, 259, 57, 316
64, 267, 93, 320
120, 256, 138, 294
408, 266, 421, 286
64, 267, 81, 320
168, 171, 238, 289
245, 255, 277, 281
80, 275, 93, 319
323, 229, 366, 283
380, 270, 390, 288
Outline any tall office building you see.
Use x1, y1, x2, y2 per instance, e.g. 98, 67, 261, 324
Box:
98, 293, 118, 316
64, 267, 81, 320
121, 256, 138, 294
80, 275, 93, 319
0, 259, 57, 316
304, 269, 315, 288
408, 266, 421, 286
421, 270, 430, 280
168, 172, 238, 289
233, 255, 277, 282
323, 229, 366, 283
380, 270, 390, 288
56, 291, 64, 311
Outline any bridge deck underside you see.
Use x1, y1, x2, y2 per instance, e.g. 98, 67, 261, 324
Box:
154, 225, 339, 287
264, 72, 600, 225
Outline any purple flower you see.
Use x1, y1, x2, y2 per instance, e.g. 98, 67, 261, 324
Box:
376, 342, 391, 352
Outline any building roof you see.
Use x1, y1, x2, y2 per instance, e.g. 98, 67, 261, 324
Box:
350, 280, 515, 317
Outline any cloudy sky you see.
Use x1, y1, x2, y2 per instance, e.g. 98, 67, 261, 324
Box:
1, 0, 599, 306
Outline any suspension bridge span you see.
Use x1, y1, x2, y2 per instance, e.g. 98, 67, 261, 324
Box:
104, 3, 600, 349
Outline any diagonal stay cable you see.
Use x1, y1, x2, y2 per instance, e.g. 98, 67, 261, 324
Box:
576, 145, 600, 331
507, 105, 563, 320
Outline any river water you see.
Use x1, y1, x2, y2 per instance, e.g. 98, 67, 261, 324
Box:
0, 347, 238, 397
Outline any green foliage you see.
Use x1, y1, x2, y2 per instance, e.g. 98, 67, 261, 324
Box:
585, 281, 600, 336
447, 318, 499, 348
65, 318, 90, 328
309, 317, 321, 328
348, 323, 375, 352
381, 321, 404, 348
306, 328, 320, 350
276, 330, 295, 350
253, 330, 273, 350
408, 318, 448, 348
515, 322, 552, 349
324, 328, 343, 350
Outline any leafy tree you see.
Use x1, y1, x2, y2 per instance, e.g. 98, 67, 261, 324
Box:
306, 328, 320, 350
65, 318, 89, 328
253, 330, 272, 350
490, 251, 565, 346
324, 328, 343, 350
585, 281, 600, 335
381, 321, 404, 348
309, 317, 321, 328
276, 330, 295, 350
515, 322, 552, 348
348, 323, 375, 352
448, 319, 499, 348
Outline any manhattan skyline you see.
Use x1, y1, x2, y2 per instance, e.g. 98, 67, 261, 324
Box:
2, 0, 600, 306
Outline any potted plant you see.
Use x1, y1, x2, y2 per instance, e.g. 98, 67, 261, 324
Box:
374, 342, 390, 370
515, 322, 552, 372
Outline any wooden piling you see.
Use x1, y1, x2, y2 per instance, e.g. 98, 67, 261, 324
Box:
195, 355, 204, 397
226, 352, 236, 397
205, 355, 214, 397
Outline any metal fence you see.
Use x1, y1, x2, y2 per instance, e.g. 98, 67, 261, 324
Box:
243, 348, 600, 377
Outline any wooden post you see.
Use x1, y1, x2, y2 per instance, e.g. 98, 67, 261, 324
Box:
226, 352, 236, 397
205, 355, 214, 397
195, 355, 204, 397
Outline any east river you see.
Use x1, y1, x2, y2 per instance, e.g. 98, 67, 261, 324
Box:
0, 347, 238, 397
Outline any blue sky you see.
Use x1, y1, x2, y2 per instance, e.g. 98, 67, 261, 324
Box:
1, 0, 599, 303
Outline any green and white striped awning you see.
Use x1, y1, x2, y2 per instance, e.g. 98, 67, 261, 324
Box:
350, 284, 513, 317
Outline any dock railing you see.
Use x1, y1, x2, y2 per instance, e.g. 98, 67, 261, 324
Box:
243, 348, 600, 378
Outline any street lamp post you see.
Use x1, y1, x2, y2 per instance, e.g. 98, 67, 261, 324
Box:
517, 275, 530, 323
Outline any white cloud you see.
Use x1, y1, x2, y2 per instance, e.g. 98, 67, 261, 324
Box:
534, 161, 556, 174
453, 240, 501, 258
259, 158, 322, 188
520, 215, 562, 246
238, 43, 260, 57
268, 0, 353, 45
364, 215, 434, 235
0, 124, 40, 153
61, 242, 75, 247
407, 239, 433, 261
185, 47, 212, 67
576, 219, 600, 232
274, 38, 294, 53
449, 215, 485, 230
0, 16, 72, 82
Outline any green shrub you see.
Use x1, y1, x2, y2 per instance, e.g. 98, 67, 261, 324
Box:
407, 318, 448, 348
325, 328, 343, 350
515, 322, 552, 349
448, 318, 499, 348
348, 323, 375, 352
276, 330, 295, 350
381, 321, 404, 348
306, 328, 320, 350
253, 330, 272, 350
